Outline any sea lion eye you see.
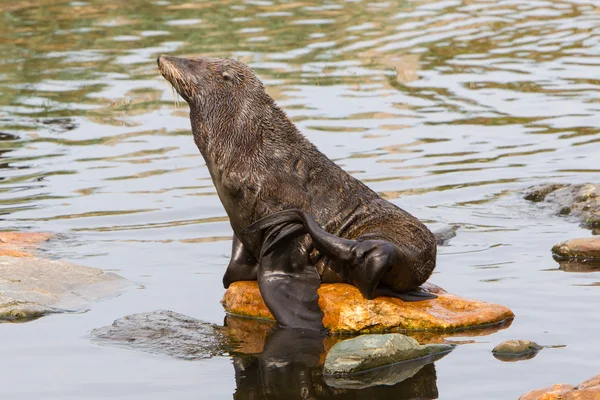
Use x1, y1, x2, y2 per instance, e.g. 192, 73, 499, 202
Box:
222, 71, 232, 81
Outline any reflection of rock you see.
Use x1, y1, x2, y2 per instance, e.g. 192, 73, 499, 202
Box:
524, 183, 600, 230
233, 328, 443, 400
0, 256, 130, 320
558, 260, 600, 272
519, 374, 600, 400
222, 281, 514, 334
553, 238, 600, 261
323, 334, 453, 376
492, 340, 543, 362
91, 311, 230, 360
0, 232, 53, 257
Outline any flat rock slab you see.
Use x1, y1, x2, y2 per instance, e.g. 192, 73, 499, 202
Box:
524, 183, 600, 230
519, 374, 600, 400
91, 310, 230, 360
323, 334, 453, 376
0, 232, 53, 257
0, 256, 130, 320
221, 281, 514, 334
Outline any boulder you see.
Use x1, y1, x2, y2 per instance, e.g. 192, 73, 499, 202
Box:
519, 374, 600, 400
221, 281, 514, 334
492, 340, 543, 362
323, 334, 453, 376
0, 256, 130, 320
524, 183, 600, 230
91, 310, 230, 360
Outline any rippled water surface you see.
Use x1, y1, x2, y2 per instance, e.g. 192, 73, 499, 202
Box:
1, 0, 599, 398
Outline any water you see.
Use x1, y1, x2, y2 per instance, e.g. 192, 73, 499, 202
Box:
1, 0, 599, 398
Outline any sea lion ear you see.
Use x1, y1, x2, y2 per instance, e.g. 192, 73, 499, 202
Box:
222, 71, 232, 81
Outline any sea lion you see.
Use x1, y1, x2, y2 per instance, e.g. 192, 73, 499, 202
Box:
157, 55, 437, 332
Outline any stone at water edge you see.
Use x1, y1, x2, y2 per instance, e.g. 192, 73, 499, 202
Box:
0, 256, 131, 320
221, 281, 514, 333
552, 238, 600, 260
492, 340, 543, 362
323, 334, 454, 376
524, 183, 600, 230
519, 374, 600, 400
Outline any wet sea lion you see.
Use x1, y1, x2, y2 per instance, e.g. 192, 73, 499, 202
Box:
157, 55, 437, 332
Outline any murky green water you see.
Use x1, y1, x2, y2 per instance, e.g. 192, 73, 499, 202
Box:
1, 0, 599, 398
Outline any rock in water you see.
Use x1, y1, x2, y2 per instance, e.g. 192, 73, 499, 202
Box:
524, 183, 600, 229
519, 374, 600, 400
91, 311, 230, 360
222, 281, 514, 333
492, 340, 543, 362
552, 238, 600, 261
0, 256, 130, 320
323, 334, 454, 376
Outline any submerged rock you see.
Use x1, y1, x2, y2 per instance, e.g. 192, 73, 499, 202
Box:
492, 340, 543, 362
0, 256, 130, 321
323, 334, 453, 376
519, 374, 600, 400
524, 183, 600, 230
91, 310, 230, 360
221, 281, 514, 334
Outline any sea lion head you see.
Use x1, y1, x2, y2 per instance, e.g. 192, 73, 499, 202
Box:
157, 55, 269, 129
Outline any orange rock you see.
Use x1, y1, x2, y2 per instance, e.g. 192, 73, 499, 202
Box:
221, 281, 514, 333
553, 238, 600, 260
0, 232, 53, 257
519, 375, 600, 400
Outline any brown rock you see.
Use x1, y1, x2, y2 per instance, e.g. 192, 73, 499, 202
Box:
0, 232, 53, 257
552, 238, 600, 260
519, 374, 600, 400
221, 281, 514, 334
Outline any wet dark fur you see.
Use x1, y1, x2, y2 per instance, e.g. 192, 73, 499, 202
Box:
157, 55, 436, 293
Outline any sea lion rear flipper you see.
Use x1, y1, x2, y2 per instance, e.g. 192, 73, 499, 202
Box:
257, 221, 325, 332
374, 286, 438, 302
223, 234, 259, 288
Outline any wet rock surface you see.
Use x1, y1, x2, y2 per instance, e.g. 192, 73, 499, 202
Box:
519, 374, 600, 400
222, 281, 514, 333
552, 238, 600, 272
492, 340, 543, 362
553, 238, 600, 261
0, 256, 131, 320
0, 232, 53, 257
524, 183, 600, 230
323, 334, 454, 376
91, 310, 231, 360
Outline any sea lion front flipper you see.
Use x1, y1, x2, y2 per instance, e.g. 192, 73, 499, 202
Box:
257, 223, 325, 332
222, 234, 258, 288
374, 286, 438, 302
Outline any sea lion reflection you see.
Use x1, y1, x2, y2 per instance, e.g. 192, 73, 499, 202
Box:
231, 328, 441, 400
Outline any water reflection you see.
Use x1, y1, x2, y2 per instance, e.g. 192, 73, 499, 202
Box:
232, 329, 442, 400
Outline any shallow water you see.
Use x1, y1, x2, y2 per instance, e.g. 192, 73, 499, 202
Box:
1, 0, 599, 398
